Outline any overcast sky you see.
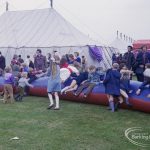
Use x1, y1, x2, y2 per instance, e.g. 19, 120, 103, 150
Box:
0, 0, 150, 44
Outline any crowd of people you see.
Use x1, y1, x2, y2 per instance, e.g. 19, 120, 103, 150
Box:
0, 45, 150, 112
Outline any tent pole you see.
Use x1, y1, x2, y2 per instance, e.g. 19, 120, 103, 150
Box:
6, 1, 9, 11
49, 0, 53, 8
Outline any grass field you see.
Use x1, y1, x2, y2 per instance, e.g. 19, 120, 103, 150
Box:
0, 96, 149, 150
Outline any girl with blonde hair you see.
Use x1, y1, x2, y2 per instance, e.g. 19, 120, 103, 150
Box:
47, 55, 61, 110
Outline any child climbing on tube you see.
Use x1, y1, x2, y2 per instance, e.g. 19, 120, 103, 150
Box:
61, 67, 88, 94
74, 65, 101, 97
115, 65, 133, 110
136, 63, 150, 96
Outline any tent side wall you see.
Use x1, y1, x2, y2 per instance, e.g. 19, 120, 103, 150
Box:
0, 46, 114, 69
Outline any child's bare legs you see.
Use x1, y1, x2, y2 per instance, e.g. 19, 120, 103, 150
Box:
48, 93, 54, 108
54, 92, 59, 110
61, 80, 76, 94
115, 96, 123, 110
65, 85, 78, 93
61, 86, 69, 94
120, 89, 132, 106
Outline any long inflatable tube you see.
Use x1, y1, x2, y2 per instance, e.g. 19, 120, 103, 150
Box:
0, 77, 150, 113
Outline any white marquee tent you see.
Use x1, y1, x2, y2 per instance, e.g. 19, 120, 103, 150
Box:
0, 8, 117, 68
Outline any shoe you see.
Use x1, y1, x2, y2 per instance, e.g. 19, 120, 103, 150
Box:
53, 107, 60, 110
74, 93, 78, 96
15, 95, 20, 101
107, 107, 111, 110
47, 104, 54, 109
0, 92, 4, 97
115, 102, 120, 111
19, 96, 23, 101
128, 90, 133, 94
127, 103, 132, 108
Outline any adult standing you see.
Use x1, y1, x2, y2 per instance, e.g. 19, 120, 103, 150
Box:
123, 46, 135, 70
18, 55, 24, 64
34, 49, 46, 71
134, 45, 150, 82
11, 54, 20, 66
0, 52, 6, 70
25, 55, 34, 69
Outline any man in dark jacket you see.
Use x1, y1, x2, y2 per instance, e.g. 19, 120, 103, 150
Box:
0, 52, 6, 70
34, 49, 47, 71
123, 46, 135, 70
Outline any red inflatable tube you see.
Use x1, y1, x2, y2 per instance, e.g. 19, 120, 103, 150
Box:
29, 87, 150, 113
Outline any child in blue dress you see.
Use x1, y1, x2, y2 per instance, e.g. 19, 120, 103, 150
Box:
47, 56, 61, 110
103, 63, 121, 112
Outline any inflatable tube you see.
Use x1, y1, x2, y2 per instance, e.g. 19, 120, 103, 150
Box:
60, 68, 71, 82
0, 77, 150, 113
68, 65, 79, 74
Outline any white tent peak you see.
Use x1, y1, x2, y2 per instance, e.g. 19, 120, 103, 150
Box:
0, 8, 102, 48
110, 38, 132, 53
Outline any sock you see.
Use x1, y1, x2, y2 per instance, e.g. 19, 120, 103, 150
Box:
48, 93, 54, 106
55, 93, 59, 108
109, 101, 115, 112
125, 98, 132, 106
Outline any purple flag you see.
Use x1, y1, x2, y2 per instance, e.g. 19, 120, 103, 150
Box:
88, 46, 103, 62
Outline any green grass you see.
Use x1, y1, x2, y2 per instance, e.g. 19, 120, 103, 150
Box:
0, 96, 149, 150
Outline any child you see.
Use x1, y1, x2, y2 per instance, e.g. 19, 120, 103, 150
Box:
115, 66, 133, 109
3, 66, 14, 103
74, 65, 100, 97
103, 63, 121, 112
136, 63, 150, 95
20, 63, 29, 73
96, 67, 105, 82
61, 68, 88, 94
47, 56, 61, 110
15, 72, 33, 101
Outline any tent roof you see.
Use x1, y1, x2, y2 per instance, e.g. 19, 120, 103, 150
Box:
0, 8, 101, 48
